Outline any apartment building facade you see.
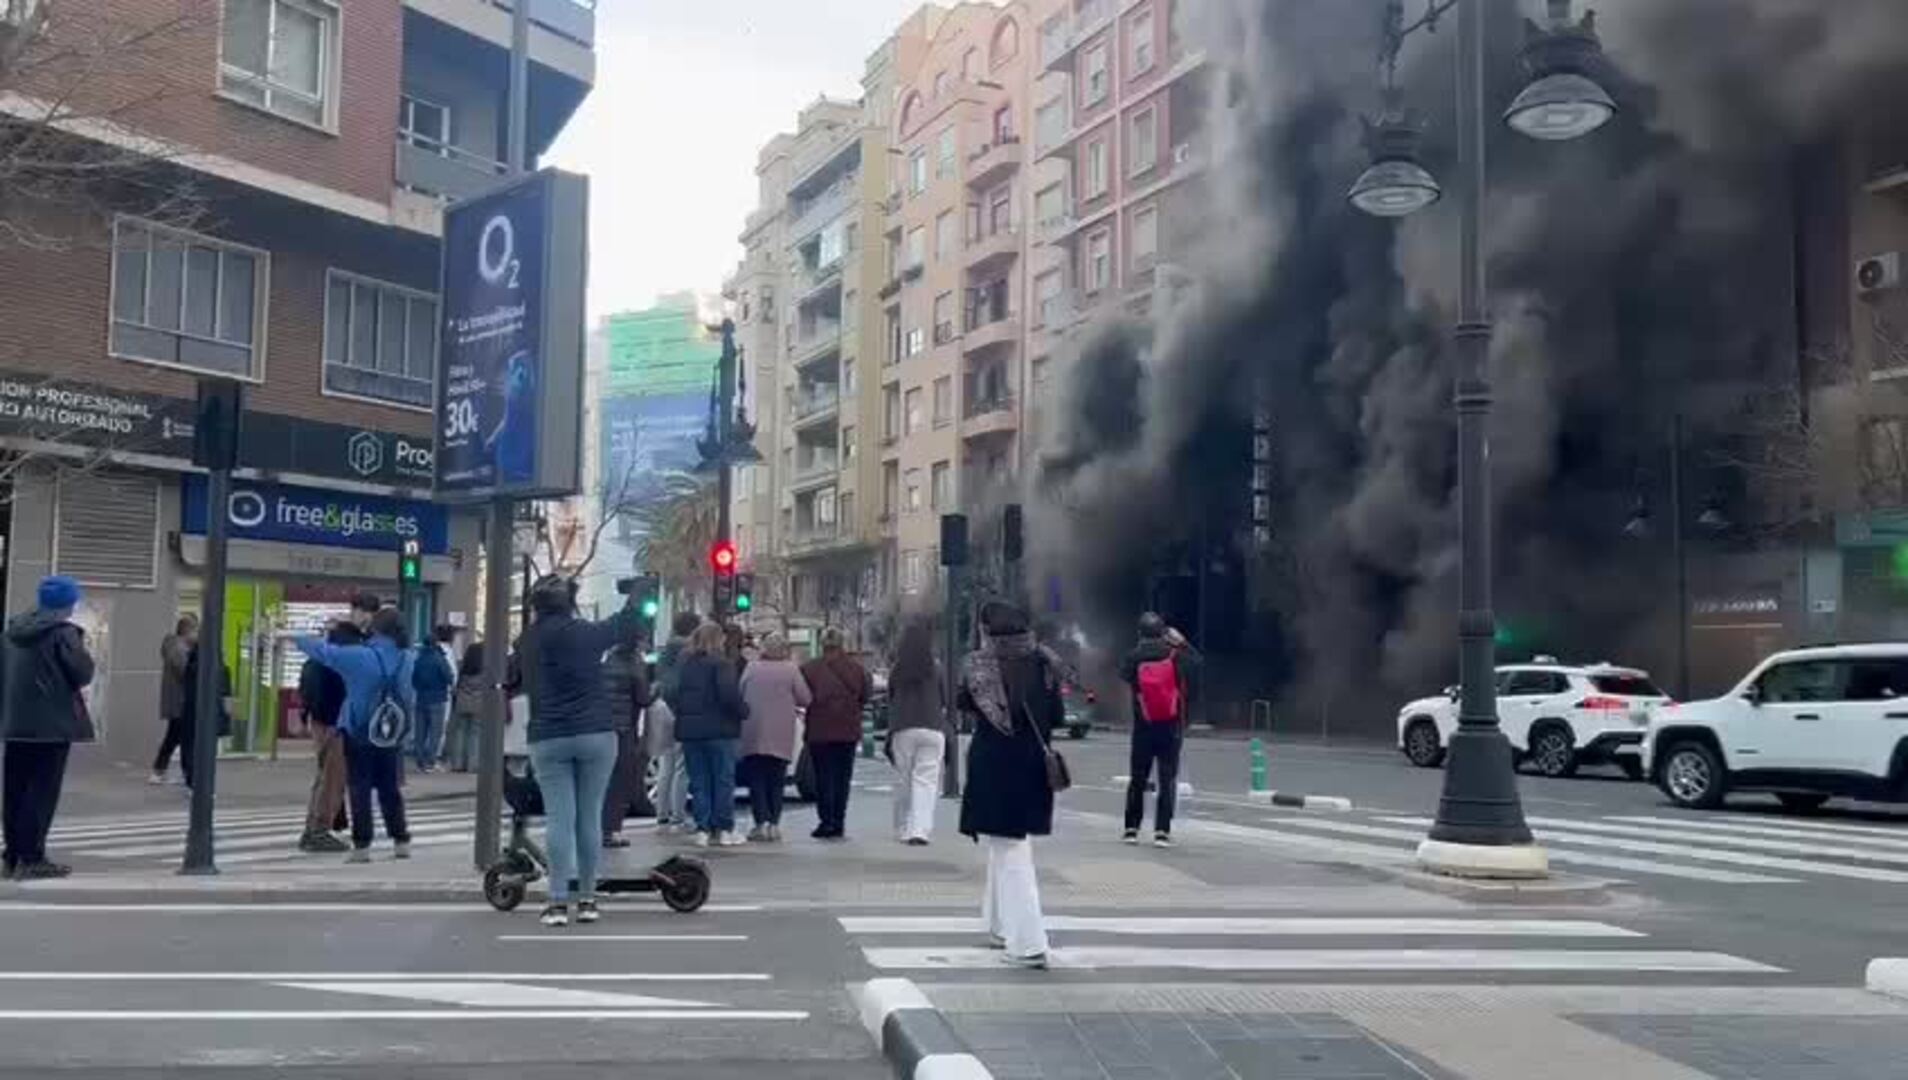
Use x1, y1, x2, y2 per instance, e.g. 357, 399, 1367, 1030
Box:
0, 0, 593, 762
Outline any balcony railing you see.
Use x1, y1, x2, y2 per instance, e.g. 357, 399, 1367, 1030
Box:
965, 226, 1020, 273
790, 388, 842, 423
966, 136, 1024, 188
791, 453, 841, 483
788, 178, 857, 243
1035, 208, 1074, 242
791, 325, 843, 367
964, 392, 1015, 420
795, 258, 845, 301
395, 134, 507, 202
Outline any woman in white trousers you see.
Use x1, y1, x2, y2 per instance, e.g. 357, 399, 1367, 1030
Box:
956, 602, 1060, 968
886, 622, 948, 845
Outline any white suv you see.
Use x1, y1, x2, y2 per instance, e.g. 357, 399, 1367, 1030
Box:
1644, 644, 1908, 812
1397, 661, 1670, 779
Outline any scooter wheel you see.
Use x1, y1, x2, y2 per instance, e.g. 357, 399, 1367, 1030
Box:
483, 861, 528, 913
660, 860, 711, 913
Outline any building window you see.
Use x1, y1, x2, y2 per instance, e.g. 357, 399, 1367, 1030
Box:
1086, 228, 1112, 293
221, 0, 337, 128
992, 17, 1020, 65
1086, 136, 1109, 198
843, 425, 858, 462
883, 461, 901, 512
994, 105, 1015, 144
1040, 15, 1067, 65
886, 309, 903, 365
843, 358, 858, 396
932, 377, 953, 427
840, 493, 856, 532
1035, 184, 1066, 228
817, 489, 838, 527
902, 549, 924, 593
905, 226, 926, 269
323, 270, 438, 409
884, 388, 902, 440
1130, 8, 1155, 74
111, 217, 265, 380
1132, 204, 1159, 270
905, 327, 926, 357
399, 94, 450, 153
1035, 99, 1067, 152
1130, 105, 1159, 175
909, 149, 928, 194
904, 469, 925, 513
936, 210, 958, 261
904, 388, 924, 435
1035, 269, 1064, 326
937, 127, 958, 179
989, 186, 1013, 234
933, 292, 955, 345
931, 460, 952, 511
1083, 41, 1110, 106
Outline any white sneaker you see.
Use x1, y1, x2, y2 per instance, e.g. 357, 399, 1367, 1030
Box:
344, 848, 371, 865
147, 772, 167, 786
690, 832, 710, 848
717, 831, 748, 847
540, 904, 569, 928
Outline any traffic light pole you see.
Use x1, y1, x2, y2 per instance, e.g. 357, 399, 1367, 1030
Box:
182, 380, 242, 875
712, 319, 737, 624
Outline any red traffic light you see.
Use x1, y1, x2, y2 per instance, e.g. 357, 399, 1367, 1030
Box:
710, 540, 737, 574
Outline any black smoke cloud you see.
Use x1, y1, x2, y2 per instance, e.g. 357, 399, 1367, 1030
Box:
1030, 0, 1908, 728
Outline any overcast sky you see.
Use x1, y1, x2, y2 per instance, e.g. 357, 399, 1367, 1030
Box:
547, 1, 933, 321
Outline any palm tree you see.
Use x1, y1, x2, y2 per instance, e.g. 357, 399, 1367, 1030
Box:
626, 474, 719, 590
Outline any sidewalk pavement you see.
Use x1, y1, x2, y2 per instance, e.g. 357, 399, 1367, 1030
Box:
61, 746, 478, 820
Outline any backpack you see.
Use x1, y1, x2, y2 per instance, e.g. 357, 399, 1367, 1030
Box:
1135, 655, 1182, 724
367, 648, 412, 749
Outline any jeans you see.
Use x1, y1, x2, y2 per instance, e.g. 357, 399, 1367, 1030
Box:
343, 737, 410, 851
443, 710, 477, 772
530, 731, 619, 903
982, 835, 1048, 959
655, 745, 689, 824
152, 716, 189, 774
1124, 722, 1183, 835
889, 728, 945, 841
303, 723, 349, 836
413, 702, 448, 770
809, 742, 857, 836
682, 738, 738, 835
740, 754, 787, 826
2, 741, 70, 869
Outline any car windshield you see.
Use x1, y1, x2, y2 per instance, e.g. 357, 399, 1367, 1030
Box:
1589, 673, 1665, 697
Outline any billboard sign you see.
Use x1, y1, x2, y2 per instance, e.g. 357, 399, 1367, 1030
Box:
435, 168, 589, 500
182, 477, 450, 555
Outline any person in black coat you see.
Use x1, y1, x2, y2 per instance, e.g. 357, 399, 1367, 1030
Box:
600, 641, 654, 848
1, 576, 96, 880
957, 601, 1063, 969
665, 622, 749, 847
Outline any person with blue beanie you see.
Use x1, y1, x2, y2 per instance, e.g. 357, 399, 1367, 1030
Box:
2, 576, 96, 879
295, 607, 415, 863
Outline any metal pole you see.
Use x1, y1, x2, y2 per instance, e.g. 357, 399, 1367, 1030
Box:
714, 322, 736, 623
1424, 0, 1536, 856
181, 464, 231, 875
475, 0, 532, 870
1671, 413, 1690, 699
941, 562, 962, 799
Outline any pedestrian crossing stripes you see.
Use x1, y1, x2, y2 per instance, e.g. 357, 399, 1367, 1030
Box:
41, 803, 488, 870
839, 914, 1782, 977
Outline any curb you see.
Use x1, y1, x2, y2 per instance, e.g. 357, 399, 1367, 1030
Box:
855, 978, 993, 1080
1866, 958, 1908, 1000
0, 880, 485, 904
1247, 790, 1353, 811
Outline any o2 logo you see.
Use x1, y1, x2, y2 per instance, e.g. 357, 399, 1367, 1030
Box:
478, 213, 521, 289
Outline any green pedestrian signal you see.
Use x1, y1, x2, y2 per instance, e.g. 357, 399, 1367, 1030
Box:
734, 573, 755, 613
398, 539, 423, 584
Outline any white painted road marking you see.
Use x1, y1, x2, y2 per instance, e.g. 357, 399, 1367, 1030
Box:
273, 981, 719, 1009
0, 903, 767, 915
859, 947, 1783, 974
838, 916, 1644, 938
1607, 814, 1908, 848
1515, 816, 1908, 867
0, 1009, 811, 1021
79, 818, 478, 860
0, 972, 771, 982
1261, 817, 1796, 884
496, 934, 749, 943
1379, 815, 1908, 884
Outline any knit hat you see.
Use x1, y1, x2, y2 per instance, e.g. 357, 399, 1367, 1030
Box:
980, 600, 1030, 637
37, 575, 81, 612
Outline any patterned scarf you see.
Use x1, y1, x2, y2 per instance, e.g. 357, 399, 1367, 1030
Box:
965, 632, 1042, 737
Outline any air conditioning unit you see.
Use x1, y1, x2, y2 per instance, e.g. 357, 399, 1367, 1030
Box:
1858, 252, 1904, 295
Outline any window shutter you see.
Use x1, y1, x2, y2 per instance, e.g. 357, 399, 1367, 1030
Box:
55, 471, 160, 588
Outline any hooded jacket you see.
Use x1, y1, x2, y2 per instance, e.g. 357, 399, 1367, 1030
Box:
1, 609, 96, 743
513, 606, 646, 743
293, 633, 416, 744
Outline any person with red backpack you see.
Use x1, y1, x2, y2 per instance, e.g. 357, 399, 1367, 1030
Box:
1119, 612, 1199, 847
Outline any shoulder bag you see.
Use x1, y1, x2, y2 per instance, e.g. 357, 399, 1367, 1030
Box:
1023, 701, 1071, 794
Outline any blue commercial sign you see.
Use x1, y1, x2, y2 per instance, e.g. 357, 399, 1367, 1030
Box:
183, 477, 449, 555
435, 168, 589, 500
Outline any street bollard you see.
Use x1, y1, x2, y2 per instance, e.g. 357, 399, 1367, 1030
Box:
861, 713, 877, 759
1250, 737, 1269, 793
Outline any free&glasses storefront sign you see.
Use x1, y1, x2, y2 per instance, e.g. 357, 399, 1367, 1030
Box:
182, 477, 449, 555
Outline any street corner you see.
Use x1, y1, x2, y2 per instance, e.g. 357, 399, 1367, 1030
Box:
856, 977, 994, 1080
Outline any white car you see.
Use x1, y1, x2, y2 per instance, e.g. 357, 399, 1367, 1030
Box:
1644, 643, 1908, 812
1397, 660, 1670, 779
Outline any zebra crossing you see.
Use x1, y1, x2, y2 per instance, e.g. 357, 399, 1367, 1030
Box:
42, 802, 487, 870
1230, 804, 1908, 887
840, 913, 1781, 977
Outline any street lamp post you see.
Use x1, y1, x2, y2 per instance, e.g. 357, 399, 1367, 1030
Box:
1350, 0, 1617, 878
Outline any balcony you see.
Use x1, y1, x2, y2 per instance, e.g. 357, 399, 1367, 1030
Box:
791, 326, 843, 370
787, 127, 861, 202
1034, 207, 1074, 243
406, 0, 595, 82
788, 179, 856, 244
785, 524, 846, 555
966, 136, 1024, 189
961, 394, 1018, 441
795, 259, 845, 305
1039, 0, 1112, 74
395, 135, 507, 202
965, 226, 1020, 275
789, 387, 841, 428
962, 314, 1021, 357
789, 454, 841, 490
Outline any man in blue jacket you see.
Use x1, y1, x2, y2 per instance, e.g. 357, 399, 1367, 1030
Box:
411, 625, 456, 773
295, 608, 415, 863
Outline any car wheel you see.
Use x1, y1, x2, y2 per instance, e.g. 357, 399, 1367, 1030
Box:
1618, 757, 1645, 782
1402, 719, 1445, 768
642, 753, 663, 812
1067, 724, 1089, 740
630, 748, 656, 818
1530, 725, 1579, 778
1777, 792, 1831, 814
1660, 742, 1728, 810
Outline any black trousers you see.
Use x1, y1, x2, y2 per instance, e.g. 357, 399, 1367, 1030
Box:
343, 737, 409, 850
152, 716, 190, 773
809, 742, 857, 835
1123, 722, 1183, 835
603, 727, 640, 835
2, 741, 71, 868
741, 754, 788, 826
